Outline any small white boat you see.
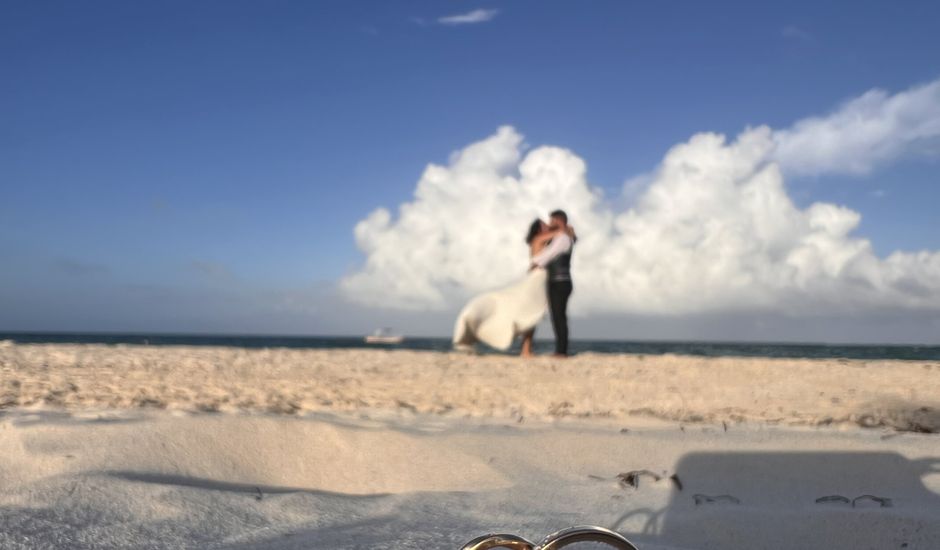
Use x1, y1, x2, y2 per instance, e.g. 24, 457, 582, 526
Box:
364, 328, 404, 344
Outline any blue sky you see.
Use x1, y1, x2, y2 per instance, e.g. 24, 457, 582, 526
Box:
2, 1, 939, 340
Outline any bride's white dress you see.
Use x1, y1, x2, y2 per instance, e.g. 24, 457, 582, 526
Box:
452, 268, 549, 351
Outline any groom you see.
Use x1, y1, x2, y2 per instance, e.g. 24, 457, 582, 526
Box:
531, 209, 574, 357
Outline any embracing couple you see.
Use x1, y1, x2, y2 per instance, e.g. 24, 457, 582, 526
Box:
453, 209, 575, 357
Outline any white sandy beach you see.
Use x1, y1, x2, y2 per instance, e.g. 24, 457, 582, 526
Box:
2, 343, 939, 431
1, 343, 939, 549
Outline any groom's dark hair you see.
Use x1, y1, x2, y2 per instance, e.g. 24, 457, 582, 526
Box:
550, 209, 568, 224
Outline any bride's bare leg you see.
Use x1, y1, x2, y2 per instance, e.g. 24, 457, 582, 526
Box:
520, 329, 535, 357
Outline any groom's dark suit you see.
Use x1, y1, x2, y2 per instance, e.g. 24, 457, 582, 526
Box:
532, 232, 574, 355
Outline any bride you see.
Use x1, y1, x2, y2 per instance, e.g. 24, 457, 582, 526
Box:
452, 218, 575, 356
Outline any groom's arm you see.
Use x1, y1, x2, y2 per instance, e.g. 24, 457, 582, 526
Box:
530, 233, 572, 269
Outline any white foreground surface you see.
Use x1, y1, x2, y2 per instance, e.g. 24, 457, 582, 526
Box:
1, 410, 938, 550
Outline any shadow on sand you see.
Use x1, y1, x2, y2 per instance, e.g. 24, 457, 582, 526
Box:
614, 451, 940, 549
101, 470, 392, 499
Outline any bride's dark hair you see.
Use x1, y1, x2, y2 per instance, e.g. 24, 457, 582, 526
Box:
525, 219, 543, 245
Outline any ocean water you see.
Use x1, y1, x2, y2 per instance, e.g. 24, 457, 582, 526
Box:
2, 332, 939, 361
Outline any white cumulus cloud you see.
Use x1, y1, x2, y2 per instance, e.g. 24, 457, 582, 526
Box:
773, 79, 940, 175
437, 8, 500, 26
341, 80, 940, 317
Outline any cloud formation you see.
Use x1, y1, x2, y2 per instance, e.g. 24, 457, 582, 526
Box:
773, 79, 940, 175
437, 9, 499, 26
342, 80, 940, 317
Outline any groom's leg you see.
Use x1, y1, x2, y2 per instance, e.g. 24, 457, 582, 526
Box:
548, 283, 560, 351
557, 282, 572, 355
549, 281, 573, 355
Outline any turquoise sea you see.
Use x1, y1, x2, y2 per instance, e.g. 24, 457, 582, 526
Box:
2, 332, 938, 361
